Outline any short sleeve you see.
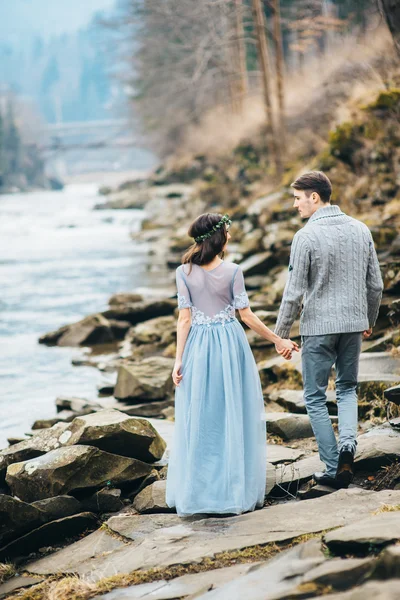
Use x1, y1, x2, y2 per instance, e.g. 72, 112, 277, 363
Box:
232, 266, 250, 309
176, 267, 192, 309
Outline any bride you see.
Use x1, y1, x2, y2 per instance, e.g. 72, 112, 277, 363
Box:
166, 212, 298, 517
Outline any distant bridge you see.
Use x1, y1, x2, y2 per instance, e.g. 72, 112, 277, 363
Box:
40, 119, 140, 152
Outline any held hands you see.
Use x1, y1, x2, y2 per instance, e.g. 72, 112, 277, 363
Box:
172, 359, 183, 386
275, 338, 299, 360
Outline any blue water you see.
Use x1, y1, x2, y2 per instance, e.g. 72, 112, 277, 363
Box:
0, 184, 166, 447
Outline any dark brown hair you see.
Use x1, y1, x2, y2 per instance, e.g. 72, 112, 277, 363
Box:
291, 171, 332, 203
182, 213, 228, 270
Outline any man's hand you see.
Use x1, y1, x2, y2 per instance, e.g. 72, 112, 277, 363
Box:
275, 338, 300, 360
363, 328, 373, 339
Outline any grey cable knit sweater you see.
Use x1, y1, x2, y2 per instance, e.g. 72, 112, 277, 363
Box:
274, 204, 384, 338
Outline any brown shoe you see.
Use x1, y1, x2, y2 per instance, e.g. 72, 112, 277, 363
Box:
336, 445, 355, 488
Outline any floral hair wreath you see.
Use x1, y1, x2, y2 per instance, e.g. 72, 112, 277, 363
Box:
194, 214, 232, 243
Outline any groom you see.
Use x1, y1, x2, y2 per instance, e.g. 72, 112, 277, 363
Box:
274, 171, 383, 488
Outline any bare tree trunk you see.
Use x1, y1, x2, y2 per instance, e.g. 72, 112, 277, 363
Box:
234, 0, 248, 113
251, 0, 281, 174
271, 0, 285, 150
379, 0, 400, 59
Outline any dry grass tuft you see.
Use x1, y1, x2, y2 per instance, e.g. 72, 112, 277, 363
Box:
45, 577, 98, 600
0, 562, 16, 583
372, 503, 400, 515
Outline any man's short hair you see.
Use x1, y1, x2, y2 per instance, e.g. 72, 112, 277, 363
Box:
291, 171, 332, 203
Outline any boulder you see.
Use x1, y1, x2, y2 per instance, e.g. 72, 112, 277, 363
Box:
0, 512, 98, 562
269, 389, 337, 415
62, 409, 166, 462
6, 445, 152, 502
324, 511, 400, 553
258, 355, 303, 389
265, 412, 331, 441
0, 422, 70, 479
0, 495, 44, 546
55, 396, 102, 413
103, 299, 177, 325
31, 495, 82, 521
109, 293, 143, 306
130, 316, 176, 345
31, 410, 79, 429
355, 429, 400, 470
385, 385, 400, 405
132, 480, 173, 514
114, 357, 175, 402
239, 252, 276, 277
381, 260, 400, 295
38, 314, 121, 347
389, 299, 400, 327
116, 400, 174, 419
81, 487, 124, 513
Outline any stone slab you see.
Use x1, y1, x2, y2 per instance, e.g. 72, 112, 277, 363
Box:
24, 489, 400, 582
0, 575, 45, 599
94, 563, 261, 599
266, 445, 304, 464
324, 511, 400, 552
312, 579, 400, 600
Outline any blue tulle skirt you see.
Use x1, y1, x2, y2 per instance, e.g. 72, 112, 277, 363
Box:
166, 319, 267, 517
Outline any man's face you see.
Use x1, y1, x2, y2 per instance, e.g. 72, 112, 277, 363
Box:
293, 189, 316, 219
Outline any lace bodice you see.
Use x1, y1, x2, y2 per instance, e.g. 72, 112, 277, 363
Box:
176, 262, 249, 327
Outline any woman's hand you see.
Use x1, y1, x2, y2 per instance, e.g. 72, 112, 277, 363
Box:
275, 338, 299, 360
172, 359, 183, 386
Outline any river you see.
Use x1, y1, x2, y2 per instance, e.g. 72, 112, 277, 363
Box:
0, 184, 166, 448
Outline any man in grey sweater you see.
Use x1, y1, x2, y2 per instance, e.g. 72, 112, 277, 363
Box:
274, 171, 383, 488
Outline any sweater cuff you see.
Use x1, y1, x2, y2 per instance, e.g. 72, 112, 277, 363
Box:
274, 326, 291, 339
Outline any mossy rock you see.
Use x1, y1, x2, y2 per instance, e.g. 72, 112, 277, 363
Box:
328, 122, 363, 165
367, 89, 400, 111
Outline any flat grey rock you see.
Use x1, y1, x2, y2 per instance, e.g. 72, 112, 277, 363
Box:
355, 430, 400, 470
273, 454, 324, 494
358, 353, 400, 382
93, 562, 261, 599
312, 579, 400, 599
0, 575, 44, 599
324, 511, 400, 552
24, 489, 400, 582
269, 389, 337, 415
301, 556, 376, 590
266, 444, 304, 464
22, 528, 127, 575
374, 543, 400, 578
193, 539, 326, 600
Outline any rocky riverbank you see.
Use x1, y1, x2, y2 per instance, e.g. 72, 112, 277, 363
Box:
1, 89, 400, 599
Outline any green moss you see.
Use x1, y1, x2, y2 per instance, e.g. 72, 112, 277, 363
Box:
328, 122, 363, 165
367, 89, 400, 111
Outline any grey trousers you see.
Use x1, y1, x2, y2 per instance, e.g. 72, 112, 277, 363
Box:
301, 332, 362, 477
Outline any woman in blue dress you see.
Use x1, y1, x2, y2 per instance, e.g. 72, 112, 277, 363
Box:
166, 213, 298, 517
